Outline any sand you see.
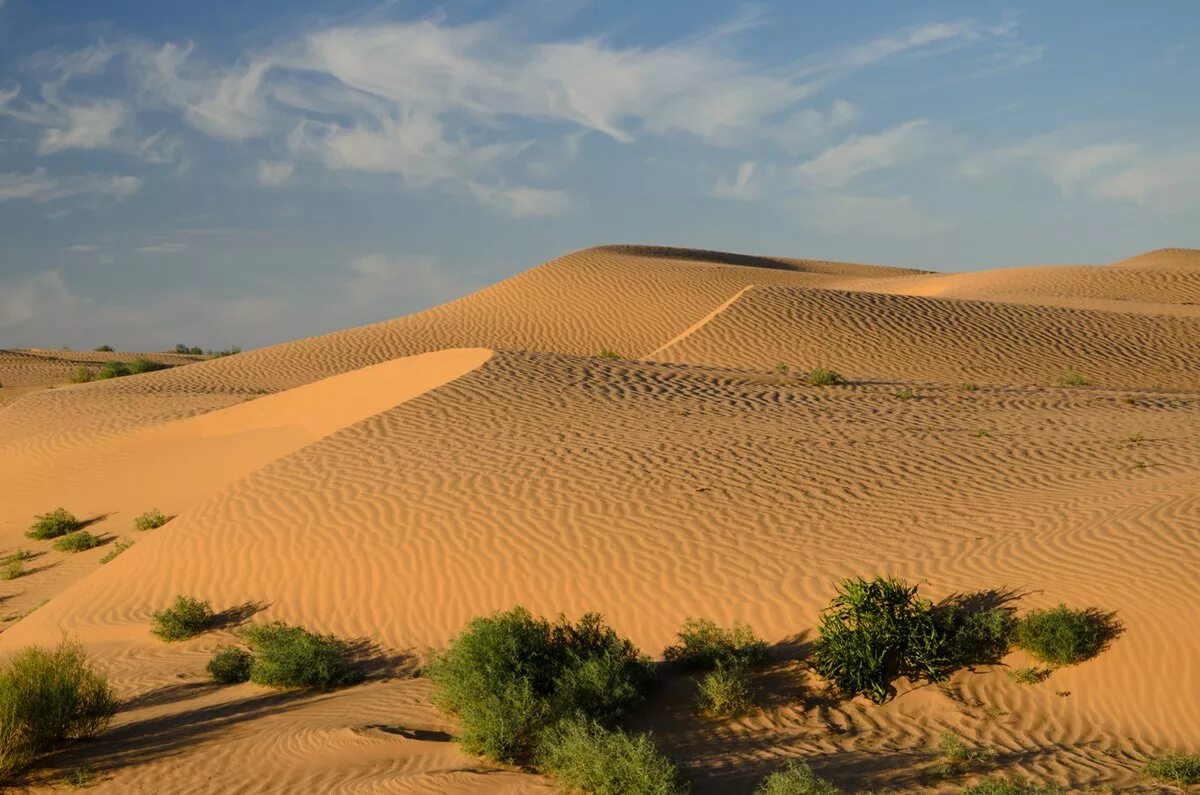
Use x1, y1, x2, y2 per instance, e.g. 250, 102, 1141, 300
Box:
0, 246, 1197, 792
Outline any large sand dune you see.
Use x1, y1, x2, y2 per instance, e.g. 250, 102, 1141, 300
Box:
0, 245, 1197, 792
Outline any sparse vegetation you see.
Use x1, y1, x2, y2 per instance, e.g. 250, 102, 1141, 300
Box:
1056, 369, 1088, 387
663, 618, 765, 670
754, 761, 844, 795
208, 346, 242, 358
174, 344, 204, 355
0, 562, 24, 581
534, 717, 687, 795
1006, 666, 1050, 685
427, 607, 651, 763
959, 776, 1065, 795
696, 659, 753, 718
935, 731, 991, 778
805, 368, 842, 386
958, 383, 978, 392
1013, 605, 1117, 667
597, 350, 622, 360
93, 345, 114, 352
68, 367, 94, 384
1143, 753, 1200, 787
775, 362, 790, 374
58, 767, 96, 788
133, 509, 171, 531
98, 539, 133, 565
51, 531, 102, 554
27, 508, 83, 540
0, 639, 118, 778
128, 357, 171, 375
97, 361, 131, 379
206, 646, 253, 685
242, 622, 362, 689
891, 388, 915, 400
151, 596, 214, 641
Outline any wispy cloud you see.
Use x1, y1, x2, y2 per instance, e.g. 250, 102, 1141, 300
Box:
345, 253, 475, 308
0, 168, 142, 202
136, 241, 188, 254
256, 160, 294, 187
0, 270, 76, 328
796, 119, 935, 188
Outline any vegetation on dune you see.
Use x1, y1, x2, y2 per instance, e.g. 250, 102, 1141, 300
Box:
133, 509, 172, 532
26, 508, 83, 540
0, 639, 117, 779
534, 716, 687, 795
663, 618, 765, 670
696, 659, 753, 718
92, 345, 114, 352
241, 622, 362, 689
0, 561, 24, 581
68, 367, 94, 384
128, 357, 171, 375
805, 367, 843, 386
1013, 605, 1118, 667
1056, 369, 1088, 387
207, 647, 253, 685
754, 762, 844, 795
597, 349, 622, 360
51, 531, 102, 554
891, 388, 915, 400
98, 539, 134, 565
935, 731, 992, 778
151, 596, 214, 641
1006, 666, 1050, 685
1143, 753, 1200, 787
174, 344, 204, 355
959, 777, 1065, 795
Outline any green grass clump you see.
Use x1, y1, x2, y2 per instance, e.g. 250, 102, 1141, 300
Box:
935, 731, 991, 778
175, 344, 204, 355
597, 350, 622, 360
242, 622, 362, 689
1143, 753, 1200, 787
696, 660, 753, 718
51, 531, 102, 554
26, 508, 83, 540
775, 362, 790, 374
534, 717, 687, 795
206, 646, 253, 685
891, 388, 915, 400
129, 357, 171, 374
959, 776, 1065, 795
151, 596, 213, 641
98, 539, 133, 565
93, 345, 114, 352
427, 607, 651, 763
1056, 369, 1088, 387
1013, 605, 1116, 667
0, 561, 24, 581
0, 639, 118, 778
754, 761, 844, 795
663, 618, 765, 670
96, 361, 131, 379
68, 367, 94, 384
958, 383, 978, 392
805, 368, 842, 386
133, 509, 171, 531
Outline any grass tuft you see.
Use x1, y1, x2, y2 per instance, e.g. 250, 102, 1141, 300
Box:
133, 509, 172, 532
534, 717, 686, 795
51, 531, 102, 554
98, 540, 133, 565
1013, 605, 1119, 667
68, 367, 94, 384
696, 659, 753, 718
960, 776, 1065, 795
754, 761, 844, 795
1056, 369, 1088, 387
891, 388, 915, 400
805, 368, 842, 386
27, 508, 83, 540
206, 646, 253, 685
1143, 753, 1200, 787
151, 596, 213, 641
597, 350, 622, 360
934, 731, 991, 778
241, 622, 362, 689
663, 618, 765, 670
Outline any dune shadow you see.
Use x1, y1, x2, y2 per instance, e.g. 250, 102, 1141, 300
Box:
209, 601, 270, 631
598, 244, 808, 272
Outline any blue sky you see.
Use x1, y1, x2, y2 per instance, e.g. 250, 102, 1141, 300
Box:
1, 1, 1198, 349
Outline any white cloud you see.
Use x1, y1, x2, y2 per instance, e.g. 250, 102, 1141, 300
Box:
465, 182, 572, 217
0, 168, 142, 202
711, 161, 761, 201
345, 253, 472, 307
797, 120, 934, 188
796, 194, 953, 238
38, 100, 128, 153
256, 160, 294, 186
63, 244, 99, 253
0, 271, 77, 328
136, 241, 187, 254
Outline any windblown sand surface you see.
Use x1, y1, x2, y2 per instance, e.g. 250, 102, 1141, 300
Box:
1, 246, 1198, 792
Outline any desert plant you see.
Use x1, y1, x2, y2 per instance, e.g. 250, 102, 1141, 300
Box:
93, 345, 114, 352
958, 383, 978, 392
947, 607, 1016, 666
1143, 753, 1200, 787
68, 367, 94, 384
206, 646, 253, 685
0, 562, 23, 581
935, 731, 991, 778
663, 618, 766, 670
754, 761, 844, 795
98, 540, 133, 565
133, 509, 171, 531
241, 622, 362, 689
1006, 666, 1050, 685
208, 346, 241, 357
0, 639, 118, 778
959, 777, 1065, 795
427, 607, 651, 763
805, 368, 842, 386
697, 659, 753, 718
597, 350, 622, 360
128, 357, 171, 375
51, 531, 102, 554
1013, 605, 1116, 667
534, 716, 687, 795
27, 508, 82, 540
1056, 369, 1088, 387
151, 596, 214, 641
775, 362, 790, 374
1, 550, 33, 566
96, 361, 131, 379
892, 388, 915, 400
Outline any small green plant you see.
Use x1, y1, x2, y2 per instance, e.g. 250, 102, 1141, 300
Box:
958, 383, 978, 392
1123, 433, 1146, 445
174, 344, 204, 355
151, 596, 214, 641
697, 659, 753, 718
597, 350, 622, 360
892, 388, 915, 400
1131, 460, 1150, 471
775, 362, 790, 374
663, 618, 765, 670
754, 761, 844, 795
960, 776, 1065, 795
1006, 666, 1050, 685
68, 367, 94, 384
93, 345, 114, 352
534, 717, 687, 795
52, 531, 102, 554
241, 622, 362, 689
59, 767, 95, 788
208, 346, 242, 357
96, 361, 131, 379
0, 561, 24, 581
0, 639, 118, 778
133, 509, 172, 531
27, 508, 83, 540
935, 731, 991, 778
1057, 369, 1088, 387
207, 646, 253, 684
129, 357, 171, 375
975, 429, 990, 438
1143, 753, 1200, 787
1, 549, 33, 566
805, 368, 842, 386
99, 540, 133, 564
1013, 605, 1117, 667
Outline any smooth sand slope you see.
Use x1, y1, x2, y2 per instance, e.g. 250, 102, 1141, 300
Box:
0, 245, 1198, 793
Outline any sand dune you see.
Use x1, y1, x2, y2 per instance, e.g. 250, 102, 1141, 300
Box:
0, 245, 1198, 793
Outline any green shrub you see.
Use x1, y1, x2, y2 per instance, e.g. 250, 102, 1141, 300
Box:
958, 383, 978, 392
754, 761, 844, 795
0, 639, 117, 778
1056, 369, 1087, 387
805, 368, 842, 386
129, 357, 170, 374
151, 596, 213, 641
1143, 753, 1200, 787
697, 660, 753, 718
597, 350, 622, 360
892, 388, 915, 400
1006, 666, 1049, 685
27, 508, 83, 540
97, 361, 131, 379
93, 345, 114, 352
534, 717, 687, 795
51, 531, 102, 554
0, 561, 23, 581
242, 622, 362, 689
68, 367, 94, 384
663, 618, 765, 670
133, 509, 171, 531
960, 776, 1065, 795
427, 607, 650, 763
935, 731, 991, 778
1, 550, 34, 565
99, 540, 133, 565
208, 346, 241, 358
948, 607, 1016, 666
207, 647, 253, 685
775, 362, 790, 374
1013, 605, 1115, 666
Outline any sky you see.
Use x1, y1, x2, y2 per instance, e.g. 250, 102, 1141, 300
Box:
1, 0, 1198, 350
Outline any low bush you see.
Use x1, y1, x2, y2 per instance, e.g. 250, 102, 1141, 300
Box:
0, 639, 118, 778
696, 660, 753, 718
427, 607, 651, 763
597, 350, 622, 360
1013, 605, 1116, 666
99, 539, 133, 565
892, 388, 915, 400
174, 344, 204, 355
935, 731, 991, 778
534, 717, 687, 795
133, 509, 171, 531
97, 361, 131, 379
129, 357, 171, 375
207, 646, 253, 685
948, 607, 1016, 666
242, 622, 362, 689
754, 761, 843, 795
27, 508, 82, 540
68, 367, 94, 384
805, 368, 842, 386
1056, 369, 1088, 387
959, 777, 1065, 795
958, 383, 978, 392
663, 618, 765, 670
0, 562, 23, 581
93, 345, 114, 352
1143, 753, 1200, 787
51, 531, 102, 554
151, 596, 213, 641
208, 346, 242, 358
